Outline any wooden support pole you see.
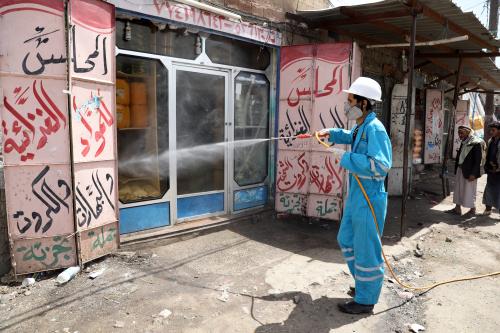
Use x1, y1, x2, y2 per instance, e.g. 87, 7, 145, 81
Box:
485, 0, 499, 142
401, 10, 417, 239
441, 56, 464, 198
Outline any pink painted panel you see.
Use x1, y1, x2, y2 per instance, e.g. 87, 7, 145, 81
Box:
275, 192, 307, 215
0, 1, 65, 77
424, 89, 444, 164
71, 82, 116, 163
4, 164, 74, 238
309, 58, 349, 152
80, 221, 118, 263
13, 235, 77, 274
276, 150, 310, 194
306, 194, 342, 220
69, 0, 115, 83
74, 160, 118, 231
309, 151, 345, 196
277, 100, 312, 150
0, 77, 70, 165
277, 43, 353, 221
279, 45, 313, 103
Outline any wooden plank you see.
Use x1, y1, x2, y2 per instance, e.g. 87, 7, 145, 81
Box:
329, 27, 383, 44
415, 60, 432, 68
319, 8, 412, 27
417, 51, 500, 58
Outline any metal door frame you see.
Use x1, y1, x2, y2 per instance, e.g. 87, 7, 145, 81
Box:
172, 64, 231, 223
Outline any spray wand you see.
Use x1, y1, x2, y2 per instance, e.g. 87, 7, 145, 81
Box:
271, 132, 328, 140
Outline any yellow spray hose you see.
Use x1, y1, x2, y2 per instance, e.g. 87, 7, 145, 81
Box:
314, 131, 500, 291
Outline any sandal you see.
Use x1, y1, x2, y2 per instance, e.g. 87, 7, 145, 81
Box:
462, 210, 476, 218
444, 209, 460, 215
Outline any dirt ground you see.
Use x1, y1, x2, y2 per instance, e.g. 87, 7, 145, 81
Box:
1, 169, 499, 333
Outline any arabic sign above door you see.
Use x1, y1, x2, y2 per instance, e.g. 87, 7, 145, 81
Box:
424, 89, 444, 164
0, 0, 118, 274
106, 0, 282, 46
276, 43, 355, 221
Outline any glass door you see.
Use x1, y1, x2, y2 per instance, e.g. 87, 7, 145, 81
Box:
174, 66, 228, 220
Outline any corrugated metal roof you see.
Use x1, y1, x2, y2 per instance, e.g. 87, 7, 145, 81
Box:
295, 0, 500, 91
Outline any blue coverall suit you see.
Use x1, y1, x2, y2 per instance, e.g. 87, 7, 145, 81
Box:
328, 112, 392, 305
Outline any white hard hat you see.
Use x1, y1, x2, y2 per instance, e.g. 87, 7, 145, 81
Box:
343, 77, 382, 102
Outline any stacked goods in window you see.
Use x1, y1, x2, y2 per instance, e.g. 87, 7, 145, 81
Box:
130, 81, 149, 128
116, 79, 131, 128
413, 127, 424, 164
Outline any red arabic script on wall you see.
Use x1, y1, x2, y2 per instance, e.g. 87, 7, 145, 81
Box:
72, 91, 114, 158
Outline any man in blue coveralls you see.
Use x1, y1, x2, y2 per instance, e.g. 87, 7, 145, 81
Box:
319, 77, 392, 314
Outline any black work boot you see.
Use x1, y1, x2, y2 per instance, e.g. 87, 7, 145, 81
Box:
338, 301, 374, 314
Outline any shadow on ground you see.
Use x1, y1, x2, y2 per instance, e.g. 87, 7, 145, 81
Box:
252, 292, 361, 333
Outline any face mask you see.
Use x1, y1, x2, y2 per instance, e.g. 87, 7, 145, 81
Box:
344, 102, 363, 120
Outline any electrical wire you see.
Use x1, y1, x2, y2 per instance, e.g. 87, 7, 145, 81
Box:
313, 131, 500, 291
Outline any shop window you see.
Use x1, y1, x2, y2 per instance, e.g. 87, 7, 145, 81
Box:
176, 71, 226, 195
206, 35, 270, 70
116, 19, 198, 59
116, 55, 169, 203
234, 72, 270, 186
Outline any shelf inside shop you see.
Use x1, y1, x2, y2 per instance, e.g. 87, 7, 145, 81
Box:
116, 56, 164, 204
118, 127, 154, 132
116, 71, 151, 79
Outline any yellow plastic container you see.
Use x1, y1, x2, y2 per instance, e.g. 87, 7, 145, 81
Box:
116, 79, 130, 105
130, 81, 148, 105
130, 104, 148, 128
116, 104, 130, 129
471, 117, 484, 131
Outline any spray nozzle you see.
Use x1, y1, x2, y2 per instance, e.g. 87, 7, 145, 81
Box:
296, 133, 312, 139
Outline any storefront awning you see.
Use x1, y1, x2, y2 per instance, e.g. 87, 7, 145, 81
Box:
288, 0, 500, 92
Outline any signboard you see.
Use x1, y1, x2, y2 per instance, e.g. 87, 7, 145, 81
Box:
107, 0, 282, 46
0, 0, 76, 274
69, 0, 119, 264
424, 89, 444, 164
388, 83, 414, 196
276, 43, 356, 220
0, 0, 118, 274
453, 100, 470, 159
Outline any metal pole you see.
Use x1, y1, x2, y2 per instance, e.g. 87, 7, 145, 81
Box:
441, 56, 464, 198
400, 10, 417, 239
485, 0, 499, 142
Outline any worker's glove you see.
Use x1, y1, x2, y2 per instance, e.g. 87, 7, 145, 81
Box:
317, 128, 333, 137
327, 147, 345, 160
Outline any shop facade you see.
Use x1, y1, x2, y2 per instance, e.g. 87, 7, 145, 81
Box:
107, 1, 281, 235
